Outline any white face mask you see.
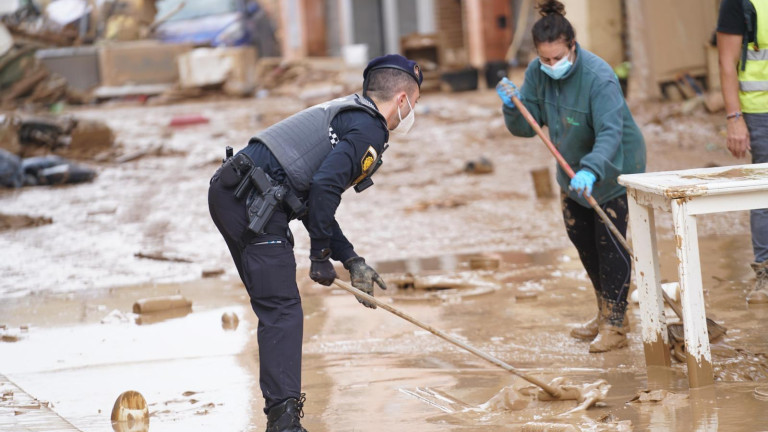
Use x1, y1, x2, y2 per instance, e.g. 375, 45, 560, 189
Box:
539, 50, 573, 80
391, 94, 415, 135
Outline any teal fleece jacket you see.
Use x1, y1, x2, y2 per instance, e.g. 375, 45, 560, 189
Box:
502, 43, 646, 207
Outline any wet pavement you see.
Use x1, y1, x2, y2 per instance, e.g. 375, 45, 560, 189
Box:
2, 234, 768, 431
0, 89, 749, 297
1, 89, 767, 430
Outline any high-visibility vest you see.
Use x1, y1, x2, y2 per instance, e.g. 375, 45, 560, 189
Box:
739, 0, 768, 113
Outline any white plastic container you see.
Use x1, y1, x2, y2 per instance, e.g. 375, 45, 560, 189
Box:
342, 44, 369, 67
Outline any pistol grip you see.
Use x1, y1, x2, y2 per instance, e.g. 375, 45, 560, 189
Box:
234, 166, 255, 200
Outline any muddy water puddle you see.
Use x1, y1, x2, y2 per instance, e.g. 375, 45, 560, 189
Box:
0, 279, 258, 432
2, 234, 768, 430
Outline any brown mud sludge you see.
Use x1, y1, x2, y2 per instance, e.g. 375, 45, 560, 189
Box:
643, 332, 672, 367
4, 87, 768, 430
685, 353, 715, 388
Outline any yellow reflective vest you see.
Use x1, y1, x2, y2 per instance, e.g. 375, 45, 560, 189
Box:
740, 0, 768, 113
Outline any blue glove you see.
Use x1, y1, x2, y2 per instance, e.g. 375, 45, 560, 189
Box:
570, 170, 597, 197
495, 77, 521, 109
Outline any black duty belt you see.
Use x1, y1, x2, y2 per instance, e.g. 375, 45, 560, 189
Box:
219, 147, 305, 248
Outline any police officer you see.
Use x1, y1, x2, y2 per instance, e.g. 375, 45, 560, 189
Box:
208, 54, 422, 432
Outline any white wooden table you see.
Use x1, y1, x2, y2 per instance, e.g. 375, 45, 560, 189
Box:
619, 163, 768, 388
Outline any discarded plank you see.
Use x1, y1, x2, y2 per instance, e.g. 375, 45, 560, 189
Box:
0, 330, 20, 342
93, 84, 173, 99
132, 295, 192, 314
115, 148, 152, 164
2, 68, 48, 103
202, 268, 225, 278
134, 251, 192, 263
468, 255, 501, 271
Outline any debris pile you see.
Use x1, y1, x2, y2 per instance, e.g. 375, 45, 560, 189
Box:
0, 113, 114, 158
0, 113, 113, 188
0, 31, 91, 109
255, 58, 363, 105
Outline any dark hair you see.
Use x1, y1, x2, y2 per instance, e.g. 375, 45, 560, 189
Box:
364, 68, 418, 101
532, 0, 575, 47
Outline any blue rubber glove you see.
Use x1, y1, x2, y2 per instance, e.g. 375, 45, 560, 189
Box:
495, 77, 521, 109
570, 170, 597, 197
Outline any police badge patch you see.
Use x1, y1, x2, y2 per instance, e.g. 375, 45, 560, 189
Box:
362, 147, 377, 172
354, 146, 378, 185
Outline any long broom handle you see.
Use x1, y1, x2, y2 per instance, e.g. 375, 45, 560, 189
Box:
507, 92, 633, 255
504, 90, 695, 318
332, 279, 563, 398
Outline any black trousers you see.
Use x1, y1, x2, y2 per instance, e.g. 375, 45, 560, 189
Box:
208, 169, 303, 413
561, 193, 631, 326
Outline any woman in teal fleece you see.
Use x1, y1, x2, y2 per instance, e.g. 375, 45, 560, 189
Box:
497, 0, 646, 353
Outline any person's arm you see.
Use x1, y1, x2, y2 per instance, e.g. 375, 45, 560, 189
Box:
302, 217, 357, 263
501, 65, 544, 137
579, 80, 625, 181
305, 114, 386, 262
717, 32, 751, 158
305, 148, 355, 261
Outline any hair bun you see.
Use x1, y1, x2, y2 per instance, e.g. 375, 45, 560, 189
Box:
538, 0, 566, 17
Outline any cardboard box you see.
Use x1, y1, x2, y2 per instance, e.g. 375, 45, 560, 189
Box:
177, 47, 257, 95
98, 40, 193, 86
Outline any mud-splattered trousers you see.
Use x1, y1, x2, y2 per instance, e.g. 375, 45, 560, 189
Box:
745, 113, 768, 263
208, 172, 303, 414
561, 193, 631, 326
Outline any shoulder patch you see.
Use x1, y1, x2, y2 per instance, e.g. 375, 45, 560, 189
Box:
361, 146, 378, 172
354, 146, 378, 185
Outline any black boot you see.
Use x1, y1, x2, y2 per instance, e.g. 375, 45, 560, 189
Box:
265, 394, 307, 432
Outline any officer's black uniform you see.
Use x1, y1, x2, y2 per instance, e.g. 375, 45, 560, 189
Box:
209, 99, 387, 405
208, 55, 422, 430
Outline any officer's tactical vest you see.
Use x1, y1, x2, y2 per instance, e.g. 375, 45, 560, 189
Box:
255, 94, 386, 192
739, 0, 768, 113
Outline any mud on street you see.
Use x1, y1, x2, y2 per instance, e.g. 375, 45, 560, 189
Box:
2, 86, 768, 431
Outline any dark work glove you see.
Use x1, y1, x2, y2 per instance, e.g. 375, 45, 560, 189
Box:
344, 257, 387, 309
309, 248, 336, 286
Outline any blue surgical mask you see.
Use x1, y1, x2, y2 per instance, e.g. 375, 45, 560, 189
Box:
540, 55, 572, 80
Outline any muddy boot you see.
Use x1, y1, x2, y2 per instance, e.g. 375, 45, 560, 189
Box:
570, 296, 601, 340
748, 261, 768, 304
265, 394, 307, 432
589, 300, 628, 353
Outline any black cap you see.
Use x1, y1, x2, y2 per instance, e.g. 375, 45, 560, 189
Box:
363, 54, 423, 88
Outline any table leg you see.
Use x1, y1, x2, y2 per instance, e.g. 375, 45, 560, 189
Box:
671, 198, 714, 388
627, 191, 671, 367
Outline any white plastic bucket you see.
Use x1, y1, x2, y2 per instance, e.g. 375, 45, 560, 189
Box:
342, 44, 369, 66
